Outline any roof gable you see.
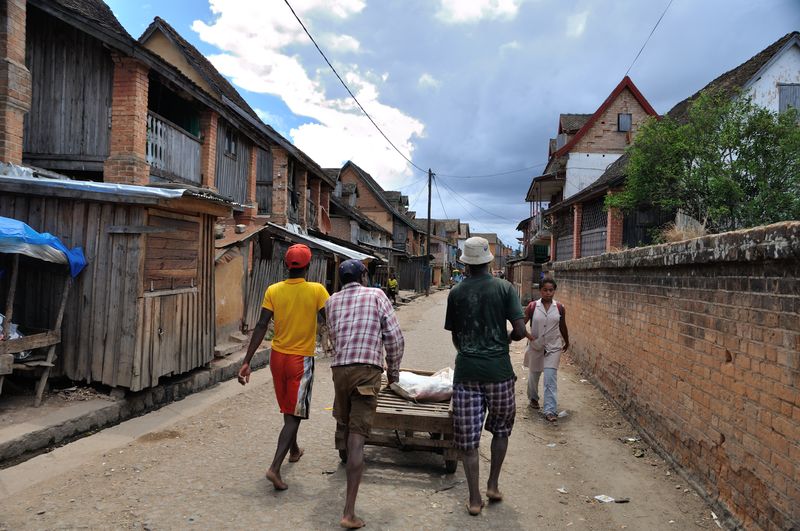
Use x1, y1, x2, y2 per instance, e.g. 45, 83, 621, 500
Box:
552, 76, 658, 159
668, 31, 800, 121
340, 161, 418, 230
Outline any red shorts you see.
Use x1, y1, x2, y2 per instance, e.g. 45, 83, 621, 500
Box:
269, 350, 315, 419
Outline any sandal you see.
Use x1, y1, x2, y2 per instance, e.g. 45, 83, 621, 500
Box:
545, 413, 558, 422
528, 399, 540, 410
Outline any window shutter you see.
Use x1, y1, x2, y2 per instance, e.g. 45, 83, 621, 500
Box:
618, 113, 632, 132
779, 84, 800, 112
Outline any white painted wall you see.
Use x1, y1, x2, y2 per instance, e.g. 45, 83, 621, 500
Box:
564, 152, 621, 199
746, 42, 800, 112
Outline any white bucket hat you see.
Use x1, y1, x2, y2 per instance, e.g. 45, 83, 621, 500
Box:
460, 236, 494, 265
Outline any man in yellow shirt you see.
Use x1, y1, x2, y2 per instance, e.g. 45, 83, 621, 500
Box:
238, 244, 329, 490
387, 272, 399, 305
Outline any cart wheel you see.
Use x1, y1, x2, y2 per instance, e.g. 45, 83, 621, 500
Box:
444, 459, 458, 474
339, 449, 348, 464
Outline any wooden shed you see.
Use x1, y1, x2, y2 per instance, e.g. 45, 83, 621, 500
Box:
0, 168, 231, 391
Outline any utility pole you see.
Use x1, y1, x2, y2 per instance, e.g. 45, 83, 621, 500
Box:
425, 168, 432, 296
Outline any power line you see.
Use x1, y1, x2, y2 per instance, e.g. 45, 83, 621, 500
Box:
624, 0, 674, 77
432, 176, 449, 220
437, 162, 547, 179
437, 177, 518, 222
282, 0, 428, 174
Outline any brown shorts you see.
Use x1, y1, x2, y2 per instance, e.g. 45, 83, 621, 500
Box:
332, 364, 382, 437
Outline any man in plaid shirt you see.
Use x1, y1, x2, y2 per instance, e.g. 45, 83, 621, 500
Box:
325, 259, 404, 529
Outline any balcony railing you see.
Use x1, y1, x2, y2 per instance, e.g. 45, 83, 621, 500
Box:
146, 111, 202, 185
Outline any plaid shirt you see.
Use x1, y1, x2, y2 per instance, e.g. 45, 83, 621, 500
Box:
325, 282, 404, 380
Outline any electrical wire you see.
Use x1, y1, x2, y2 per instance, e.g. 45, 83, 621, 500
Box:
437, 162, 547, 179
624, 0, 674, 77
437, 177, 519, 222
282, 0, 428, 174
432, 175, 449, 220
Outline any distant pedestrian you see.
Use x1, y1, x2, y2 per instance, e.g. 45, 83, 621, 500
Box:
326, 259, 404, 529
444, 237, 527, 516
387, 272, 399, 305
523, 279, 570, 422
238, 244, 329, 490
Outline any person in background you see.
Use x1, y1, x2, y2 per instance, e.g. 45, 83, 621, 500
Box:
445, 237, 527, 516
326, 259, 404, 529
523, 279, 569, 422
387, 272, 399, 305
238, 244, 329, 490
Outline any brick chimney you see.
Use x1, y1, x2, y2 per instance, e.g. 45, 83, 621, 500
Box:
0, 0, 32, 164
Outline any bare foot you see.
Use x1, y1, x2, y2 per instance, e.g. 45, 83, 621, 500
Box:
288, 447, 305, 463
486, 488, 503, 502
466, 500, 484, 516
340, 516, 365, 528
265, 469, 288, 490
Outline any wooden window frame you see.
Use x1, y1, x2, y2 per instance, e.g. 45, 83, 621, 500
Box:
617, 113, 632, 132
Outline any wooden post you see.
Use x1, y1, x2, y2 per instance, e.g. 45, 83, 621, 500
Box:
34, 275, 72, 406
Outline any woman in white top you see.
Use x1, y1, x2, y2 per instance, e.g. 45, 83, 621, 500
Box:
523, 279, 570, 422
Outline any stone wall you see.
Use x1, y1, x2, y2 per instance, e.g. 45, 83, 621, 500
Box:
552, 222, 800, 530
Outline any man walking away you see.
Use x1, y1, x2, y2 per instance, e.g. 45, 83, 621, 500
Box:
238, 244, 329, 490
524, 279, 570, 421
326, 259, 404, 529
444, 237, 527, 516
387, 272, 399, 305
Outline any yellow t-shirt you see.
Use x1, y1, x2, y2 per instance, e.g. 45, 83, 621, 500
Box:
262, 278, 329, 356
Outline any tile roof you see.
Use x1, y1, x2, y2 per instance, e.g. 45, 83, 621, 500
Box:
668, 31, 800, 123
50, 0, 132, 41
559, 113, 592, 133
342, 161, 419, 230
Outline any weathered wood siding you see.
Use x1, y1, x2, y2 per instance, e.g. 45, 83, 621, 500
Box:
255, 147, 273, 214
146, 112, 202, 184
215, 121, 250, 205
23, 6, 113, 169
0, 195, 216, 391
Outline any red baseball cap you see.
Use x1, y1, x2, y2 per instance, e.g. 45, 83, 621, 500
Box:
284, 244, 312, 269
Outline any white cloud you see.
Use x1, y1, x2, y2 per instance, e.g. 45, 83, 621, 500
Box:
192, 0, 424, 186
499, 40, 521, 54
436, 0, 528, 24
566, 10, 589, 38
418, 73, 441, 90
321, 33, 361, 53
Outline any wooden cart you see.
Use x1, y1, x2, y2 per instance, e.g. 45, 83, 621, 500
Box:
335, 369, 458, 473
0, 254, 73, 406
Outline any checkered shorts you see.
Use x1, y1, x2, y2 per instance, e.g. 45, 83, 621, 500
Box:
452, 378, 516, 450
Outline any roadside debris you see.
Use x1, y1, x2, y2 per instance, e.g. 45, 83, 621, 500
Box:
619, 436, 640, 444
594, 494, 615, 503
557, 487, 568, 494
633, 449, 646, 458
557, 410, 568, 418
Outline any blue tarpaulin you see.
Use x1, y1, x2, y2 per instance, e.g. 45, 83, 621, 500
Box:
0, 216, 87, 277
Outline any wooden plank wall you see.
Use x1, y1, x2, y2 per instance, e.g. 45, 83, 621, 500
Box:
132, 210, 215, 391
23, 6, 113, 163
215, 121, 251, 205
0, 194, 143, 388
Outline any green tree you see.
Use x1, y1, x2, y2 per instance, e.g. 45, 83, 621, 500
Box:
606, 91, 800, 233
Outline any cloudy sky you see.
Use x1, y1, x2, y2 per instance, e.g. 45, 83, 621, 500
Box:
108, 0, 799, 247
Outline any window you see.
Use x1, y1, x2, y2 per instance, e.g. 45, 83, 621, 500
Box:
617, 113, 632, 132
224, 129, 237, 157
779, 84, 800, 113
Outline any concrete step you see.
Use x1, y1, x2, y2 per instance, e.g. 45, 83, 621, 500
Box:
214, 342, 242, 358
229, 331, 249, 344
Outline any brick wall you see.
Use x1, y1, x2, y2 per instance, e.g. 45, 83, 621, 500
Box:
104, 55, 149, 185
199, 110, 218, 190
339, 166, 394, 234
329, 216, 352, 243
0, 0, 31, 164
269, 146, 288, 226
573, 87, 651, 154
552, 222, 800, 530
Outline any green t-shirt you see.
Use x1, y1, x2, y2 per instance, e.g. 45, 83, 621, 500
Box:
444, 274, 524, 383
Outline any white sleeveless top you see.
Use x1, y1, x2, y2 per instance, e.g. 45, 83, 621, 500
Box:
523, 298, 564, 371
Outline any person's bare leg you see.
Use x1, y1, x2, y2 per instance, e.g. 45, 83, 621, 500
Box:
486, 436, 508, 501
266, 414, 301, 490
461, 448, 483, 515
341, 432, 367, 528
289, 431, 304, 462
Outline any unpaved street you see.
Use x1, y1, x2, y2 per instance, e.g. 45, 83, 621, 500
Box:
0, 290, 715, 530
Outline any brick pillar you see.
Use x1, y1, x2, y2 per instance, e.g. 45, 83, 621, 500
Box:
572, 203, 582, 260
237, 145, 257, 224
199, 109, 218, 190
319, 185, 331, 234
606, 190, 624, 252
296, 167, 308, 229
103, 55, 149, 185
549, 214, 556, 262
308, 177, 321, 230
270, 146, 289, 226
0, 0, 31, 164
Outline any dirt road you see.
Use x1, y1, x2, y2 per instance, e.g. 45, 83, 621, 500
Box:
0, 289, 715, 530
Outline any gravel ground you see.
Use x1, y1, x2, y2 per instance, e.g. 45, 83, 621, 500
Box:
0, 289, 715, 530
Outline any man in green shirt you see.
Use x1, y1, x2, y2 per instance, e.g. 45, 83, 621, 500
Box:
445, 237, 526, 516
